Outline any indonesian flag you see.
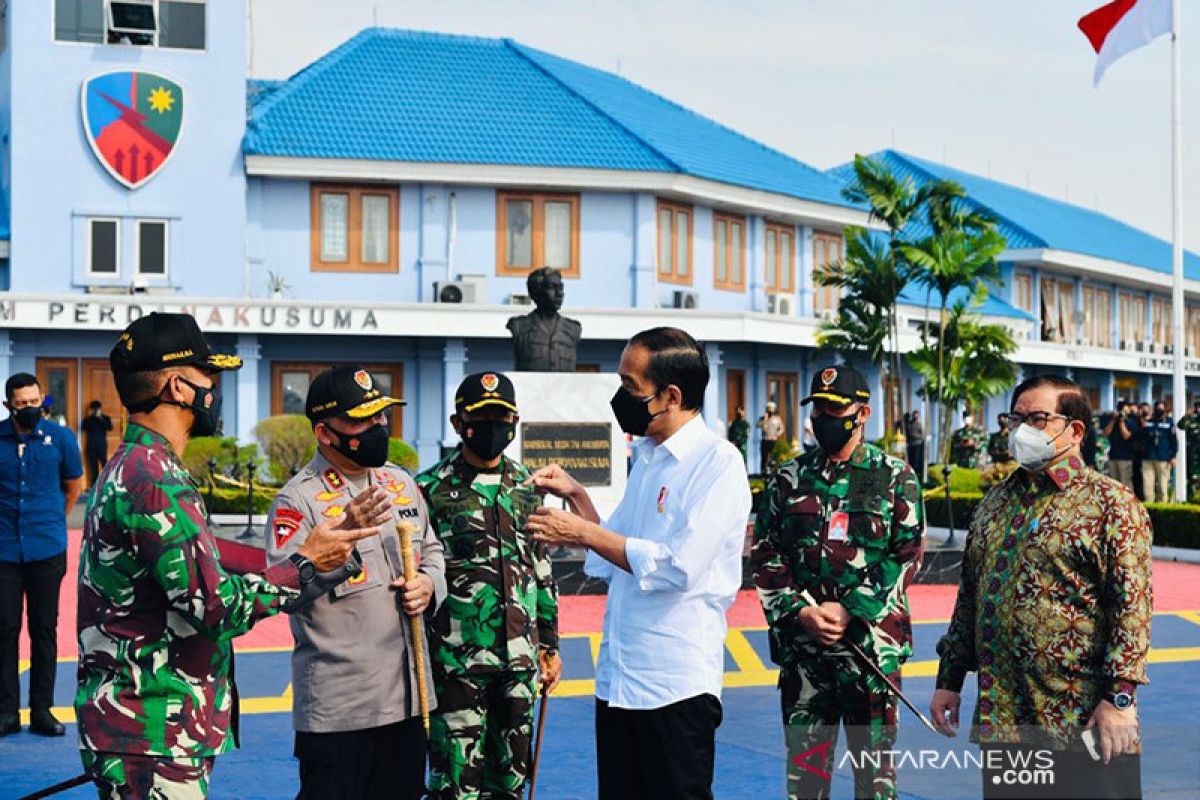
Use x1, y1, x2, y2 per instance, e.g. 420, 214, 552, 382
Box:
1079, 0, 1174, 84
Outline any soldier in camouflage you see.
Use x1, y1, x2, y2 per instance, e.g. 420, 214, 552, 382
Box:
417, 371, 562, 800
76, 314, 375, 799
1179, 400, 1200, 499
951, 414, 987, 469
752, 365, 924, 800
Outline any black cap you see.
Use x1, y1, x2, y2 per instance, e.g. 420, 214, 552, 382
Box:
110, 312, 242, 375
801, 365, 871, 407
455, 372, 517, 415
306, 365, 405, 422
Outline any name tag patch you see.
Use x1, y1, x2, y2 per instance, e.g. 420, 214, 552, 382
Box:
827, 510, 850, 543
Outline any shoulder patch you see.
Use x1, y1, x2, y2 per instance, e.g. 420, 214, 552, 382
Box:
273, 507, 304, 548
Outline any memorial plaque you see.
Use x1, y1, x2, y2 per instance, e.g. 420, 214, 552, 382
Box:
521, 422, 613, 486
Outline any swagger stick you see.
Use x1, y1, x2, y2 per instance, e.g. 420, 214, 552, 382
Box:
527, 685, 550, 800
798, 589, 941, 735
398, 522, 431, 733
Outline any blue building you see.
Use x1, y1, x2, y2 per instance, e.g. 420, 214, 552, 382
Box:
0, 4, 1196, 472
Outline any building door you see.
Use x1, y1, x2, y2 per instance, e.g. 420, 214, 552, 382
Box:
725, 369, 746, 424
766, 371, 799, 443
36, 358, 78, 430
81, 359, 126, 456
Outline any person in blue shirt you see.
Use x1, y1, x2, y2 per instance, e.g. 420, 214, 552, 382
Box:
1138, 400, 1178, 503
0, 372, 84, 737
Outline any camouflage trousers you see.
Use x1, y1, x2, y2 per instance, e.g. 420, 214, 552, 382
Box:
428, 670, 538, 800
780, 657, 899, 800
81, 750, 214, 799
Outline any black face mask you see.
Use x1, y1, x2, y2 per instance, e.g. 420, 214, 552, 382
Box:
13, 406, 42, 431
811, 411, 861, 454
328, 422, 389, 468
462, 419, 516, 461
179, 378, 222, 438
610, 387, 664, 437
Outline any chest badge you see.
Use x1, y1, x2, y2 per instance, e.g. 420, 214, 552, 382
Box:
827, 510, 850, 543
347, 562, 368, 585
314, 490, 344, 503
322, 505, 345, 518
322, 468, 346, 492
656, 486, 669, 514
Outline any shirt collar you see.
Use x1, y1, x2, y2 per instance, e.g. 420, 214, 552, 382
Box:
1013, 452, 1087, 493
814, 441, 872, 473
0, 416, 47, 439
636, 414, 708, 462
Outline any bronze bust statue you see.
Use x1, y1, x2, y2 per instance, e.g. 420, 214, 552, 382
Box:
506, 268, 582, 372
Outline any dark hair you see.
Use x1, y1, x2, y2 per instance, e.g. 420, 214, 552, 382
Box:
5, 373, 39, 402
115, 370, 165, 409
1010, 375, 1091, 428
628, 327, 709, 411
88, 400, 102, 410
526, 267, 561, 294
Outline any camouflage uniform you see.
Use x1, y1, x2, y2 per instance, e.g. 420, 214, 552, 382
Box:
1179, 411, 1200, 498
951, 424, 986, 469
752, 442, 924, 800
417, 449, 559, 800
76, 423, 307, 796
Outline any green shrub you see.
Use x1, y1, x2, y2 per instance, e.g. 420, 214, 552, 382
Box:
254, 415, 316, 483
202, 486, 279, 515
923, 491, 984, 530
1144, 503, 1200, 549
926, 464, 983, 494
389, 438, 420, 473
182, 437, 259, 484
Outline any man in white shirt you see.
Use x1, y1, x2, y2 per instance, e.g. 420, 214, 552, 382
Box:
526, 326, 752, 800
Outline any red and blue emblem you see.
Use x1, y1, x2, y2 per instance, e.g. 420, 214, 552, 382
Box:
81, 70, 184, 189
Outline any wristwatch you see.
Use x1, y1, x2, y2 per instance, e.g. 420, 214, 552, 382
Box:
1105, 691, 1134, 711
288, 553, 317, 585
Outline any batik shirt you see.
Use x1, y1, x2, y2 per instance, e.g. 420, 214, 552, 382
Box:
76, 423, 301, 758
753, 442, 924, 675
417, 449, 558, 675
935, 454, 1153, 746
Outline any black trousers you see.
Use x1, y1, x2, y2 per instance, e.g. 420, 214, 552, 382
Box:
981, 744, 1142, 800
85, 448, 108, 487
294, 717, 427, 800
595, 694, 723, 800
0, 552, 67, 713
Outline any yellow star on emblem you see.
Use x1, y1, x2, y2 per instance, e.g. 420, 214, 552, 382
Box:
147, 86, 175, 114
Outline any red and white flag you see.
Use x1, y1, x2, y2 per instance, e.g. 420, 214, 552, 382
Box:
1078, 0, 1174, 84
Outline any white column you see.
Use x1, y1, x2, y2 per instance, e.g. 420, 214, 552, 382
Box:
234, 334, 260, 444
703, 342, 723, 432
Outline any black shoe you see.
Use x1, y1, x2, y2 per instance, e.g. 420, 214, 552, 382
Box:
0, 712, 19, 736
29, 709, 64, 737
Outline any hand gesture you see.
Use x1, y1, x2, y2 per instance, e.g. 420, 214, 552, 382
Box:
295, 516, 380, 572
524, 464, 581, 501
341, 487, 392, 531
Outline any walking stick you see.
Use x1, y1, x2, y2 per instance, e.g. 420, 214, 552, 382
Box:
798, 590, 941, 735
18, 773, 91, 800
398, 523, 431, 733
527, 684, 550, 800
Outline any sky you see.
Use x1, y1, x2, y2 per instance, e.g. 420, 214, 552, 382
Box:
248, 0, 1200, 251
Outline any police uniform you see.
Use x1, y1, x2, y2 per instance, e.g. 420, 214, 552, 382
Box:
417, 372, 559, 800
752, 366, 924, 800
265, 365, 447, 800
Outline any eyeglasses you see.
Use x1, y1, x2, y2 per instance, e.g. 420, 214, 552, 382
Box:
1006, 411, 1068, 430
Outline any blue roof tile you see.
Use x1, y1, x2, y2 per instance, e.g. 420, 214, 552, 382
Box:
246, 28, 854, 208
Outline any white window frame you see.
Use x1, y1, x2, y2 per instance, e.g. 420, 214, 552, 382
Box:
86, 217, 121, 277
53, 0, 207, 52
134, 218, 169, 278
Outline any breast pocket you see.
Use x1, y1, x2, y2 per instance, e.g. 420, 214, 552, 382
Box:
781, 495, 823, 549
844, 496, 889, 550
332, 538, 385, 599
25, 441, 61, 486
443, 512, 493, 564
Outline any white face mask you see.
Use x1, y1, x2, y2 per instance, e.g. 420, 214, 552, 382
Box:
1008, 423, 1071, 472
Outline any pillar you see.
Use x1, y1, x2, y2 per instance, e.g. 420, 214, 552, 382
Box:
631, 193, 657, 309
702, 342, 723, 431
234, 334, 260, 443
442, 339, 468, 449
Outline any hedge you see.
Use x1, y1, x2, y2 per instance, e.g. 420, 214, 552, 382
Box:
924, 492, 1200, 550
204, 486, 279, 516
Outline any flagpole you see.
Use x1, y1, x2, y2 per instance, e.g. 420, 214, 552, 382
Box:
1170, 0, 1187, 502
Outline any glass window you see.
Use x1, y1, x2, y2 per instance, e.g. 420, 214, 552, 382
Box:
1013, 274, 1033, 311
361, 194, 390, 264
137, 220, 166, 275
497, 193, 579, 277
89, 219, 118, 274
656, 201, 692, 284
765, 230, 777, 291
715, 221, 727, 284
676, 213, 690, 278
505, 199, 533, 269
730, 221, 743, 286
320, 193, 349, 262
280, 372, 310, 416
158, 1, 205, 50
544, 201, 571, 270
658, 208, 673, 276
56, 0, 105, 43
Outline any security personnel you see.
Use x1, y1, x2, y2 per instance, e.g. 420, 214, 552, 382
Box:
752, 365, 924, 800
417, 372, 562, 800
950, 414, 986, 469
1179, 400, 1200, 498
266, 365, 447, 800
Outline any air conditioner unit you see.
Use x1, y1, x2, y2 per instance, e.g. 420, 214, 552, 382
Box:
434, 276, 487, 304
108, 1, 156, 44
766, 294, 794, 316
508, 293, 532, 306
672, 290, 699, 310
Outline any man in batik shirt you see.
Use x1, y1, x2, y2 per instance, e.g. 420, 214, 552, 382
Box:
931, 374, 1152, 800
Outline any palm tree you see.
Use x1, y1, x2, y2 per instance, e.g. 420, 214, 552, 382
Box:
814, 227, 894, 411
902, 226, 1007, 464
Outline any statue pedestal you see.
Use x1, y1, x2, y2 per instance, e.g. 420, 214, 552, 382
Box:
506, 372, 626, 520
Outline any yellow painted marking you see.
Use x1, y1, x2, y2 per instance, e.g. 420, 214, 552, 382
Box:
1173, 610, 1200, 627
725, 628, 767, 673
587, 632, 602, 665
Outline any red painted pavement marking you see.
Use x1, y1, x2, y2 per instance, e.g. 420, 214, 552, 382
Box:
22, 530, 1200, 659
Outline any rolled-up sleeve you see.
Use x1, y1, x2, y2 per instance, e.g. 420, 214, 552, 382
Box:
624, 449, 751, 593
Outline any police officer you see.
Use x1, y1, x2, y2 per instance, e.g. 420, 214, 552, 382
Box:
77, 314, 374, 798
752, 365, 924, 800
417, 371, 562, 800
266, 365, 447, 800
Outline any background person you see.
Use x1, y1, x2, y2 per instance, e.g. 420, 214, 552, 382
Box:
1102, 400, 1137, 491
758, 400, 785, 475
1138, 400, 1176, 503
0, 373, 83, 737
525, 327, 751, 800
79, 400, 113, 488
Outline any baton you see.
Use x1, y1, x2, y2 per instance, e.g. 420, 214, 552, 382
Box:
799, 590, 942, 736
398, 523, 432, 733
527, 684, 550, 800
18, 773, 91, 800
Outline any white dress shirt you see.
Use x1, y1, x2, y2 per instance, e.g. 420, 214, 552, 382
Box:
585, 414, 752, 710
